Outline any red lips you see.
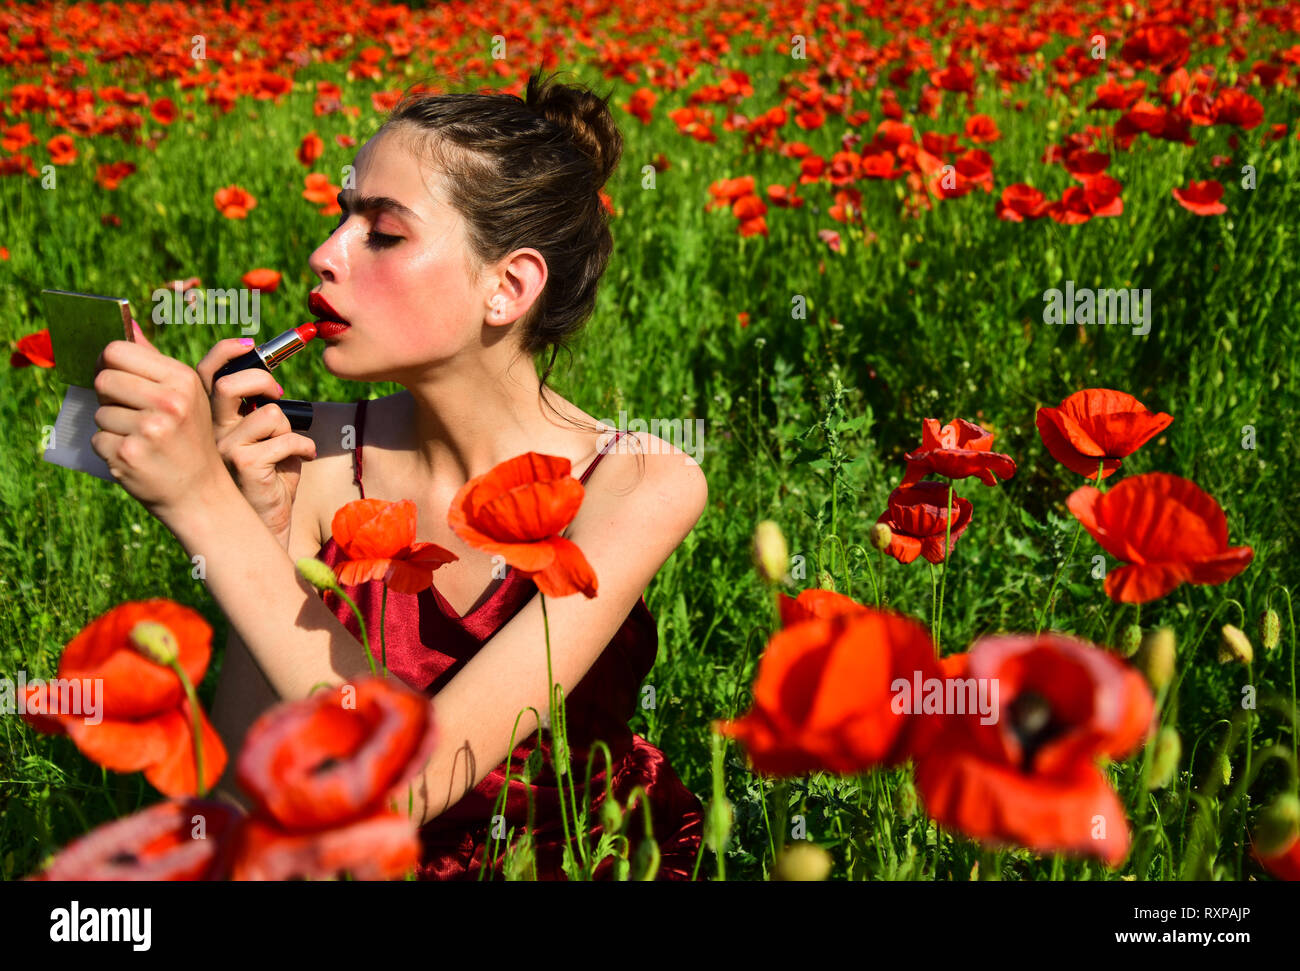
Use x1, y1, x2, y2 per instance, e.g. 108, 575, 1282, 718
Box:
308, 291, 349, 324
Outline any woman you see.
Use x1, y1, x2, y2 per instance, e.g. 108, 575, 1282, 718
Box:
89, 69, 708, 879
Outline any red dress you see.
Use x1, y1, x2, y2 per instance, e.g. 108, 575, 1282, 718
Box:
314, 399, 705, 880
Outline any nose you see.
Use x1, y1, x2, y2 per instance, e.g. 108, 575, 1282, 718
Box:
308, 223, 347, 284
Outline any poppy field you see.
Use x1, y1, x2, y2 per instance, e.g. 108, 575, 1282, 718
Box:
1, 0, 1299, 885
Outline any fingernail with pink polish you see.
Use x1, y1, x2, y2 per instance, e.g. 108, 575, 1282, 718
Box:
240, 338, 255, 346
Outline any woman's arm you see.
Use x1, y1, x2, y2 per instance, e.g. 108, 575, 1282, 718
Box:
406, 445, 708, 828
168, 474, 374, 702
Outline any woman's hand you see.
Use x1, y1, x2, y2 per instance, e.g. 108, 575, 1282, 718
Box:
91, 322, 234, 528
196, 338, 318, 547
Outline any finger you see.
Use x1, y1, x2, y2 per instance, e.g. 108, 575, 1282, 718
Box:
197, 338, 260, 395
211, 370, 283, 429
217, 396, 294, 450
93, 367, 167, 412
96, 338, 173, 385
228, 432, 318, 472
93, 403, 142, 437
129, 318, 157, 351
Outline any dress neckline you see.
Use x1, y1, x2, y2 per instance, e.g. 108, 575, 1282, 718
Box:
321, 403, 628, 625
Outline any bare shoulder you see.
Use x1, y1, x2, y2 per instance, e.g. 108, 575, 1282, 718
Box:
290, 399, 370, 559
579, 428, 708, 536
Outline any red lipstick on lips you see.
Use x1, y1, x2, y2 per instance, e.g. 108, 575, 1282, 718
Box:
309, 292, 351, 337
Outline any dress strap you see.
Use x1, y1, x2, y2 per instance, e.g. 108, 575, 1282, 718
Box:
353, 399, 368, 499
578, 430, 625, 485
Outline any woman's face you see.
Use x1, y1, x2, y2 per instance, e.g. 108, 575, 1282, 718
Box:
307, 126, 487, 380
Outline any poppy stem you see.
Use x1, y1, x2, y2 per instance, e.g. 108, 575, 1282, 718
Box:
936, 483, 955, 652
331, 588, 377, 676
539, 593, 582, 877
929, 562, 939, 647
168, 659, 207, 798
1034, 460, 1105, 635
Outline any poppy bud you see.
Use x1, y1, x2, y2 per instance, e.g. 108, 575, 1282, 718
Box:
1217, 624, 1253, 665
503, 831, 536, 881
296, 557, 340, 593
522, 747, 544, 783
705, 796, 734, 853
752, 520, 789, 585
1259, 609, 1281, 652
819, 570, 836, 591
1137, 627, 1176, 692
1147, 726, 1181, 790
1121, 623, 1143, 658
128, 621, 179, 666
631, 833, 661, 880
600, 795, 623, 834
773, 842, 833, 881
1253, 793, 1300, 857
896, 777, 919, 821
869, 522, 893, 552
1217, 750, 1232, 787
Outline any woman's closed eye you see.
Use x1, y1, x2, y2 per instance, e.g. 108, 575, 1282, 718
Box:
330, 214, 403, 249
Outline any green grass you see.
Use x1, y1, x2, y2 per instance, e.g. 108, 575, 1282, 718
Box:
1, 12, 1298, 881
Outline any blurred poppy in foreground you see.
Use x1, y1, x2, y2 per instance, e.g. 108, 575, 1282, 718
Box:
901, 418, 1017, 486
20, 599, 227, 797
1036, 388, 1173, 480
11, 329, 54, 368
913, 633, 1156, 867
715, 607, 942, 776
26, 799, 242, 880
329, 498, 458, 594
230, 676, 437, 880
1067, 472, 1253, 603
875, 482, 974, 565
777, 588, 869, 627
448, 452, 598, 598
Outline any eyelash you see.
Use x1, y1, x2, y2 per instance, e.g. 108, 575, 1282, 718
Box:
331, 215, 402, 249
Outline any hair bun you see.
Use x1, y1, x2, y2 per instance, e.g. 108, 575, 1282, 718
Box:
524, 71, 623, 190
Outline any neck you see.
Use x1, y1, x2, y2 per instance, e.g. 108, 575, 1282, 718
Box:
397, 346, 591, 489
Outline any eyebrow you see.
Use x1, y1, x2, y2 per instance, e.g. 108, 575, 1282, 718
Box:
335, 190, 423, 223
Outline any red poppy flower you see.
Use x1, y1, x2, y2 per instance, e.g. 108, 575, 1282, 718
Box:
230, 676, 435, 880
1067, 472, 1253, 603
241, 268, 281, 292
329, 498, 458, 594
20, 599, 227, 797
875, 482, 974, 565
996, 184, 1049, 222
11, 328, 55, 368
26, 799, 242, 881
214, 185, 257, 219
447, 452, 598, 598
715, 608, 942, 776
297, 131, 324, 167
230, 810, 421, 881
95, 161, 136, 191
901, 418, 1017, 486
1253, 833, 1300, 881
777, 588, 870, 627
1036, 388, 1173, 480
964, 114, 1000, 143
47, 134, 77, 165
150, 97, 178, 125
1212, 88, 1264, 129
235, 677, 436, 831
1172, 179, 1227, 216
913, 633, 1156, 867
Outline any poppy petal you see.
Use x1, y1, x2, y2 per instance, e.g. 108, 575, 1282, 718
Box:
529, 535, 598, 598
230, 810, 419, 881
142, 704, 229, 798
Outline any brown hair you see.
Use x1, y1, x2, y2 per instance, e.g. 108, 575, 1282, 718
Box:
378, 67, 642, 474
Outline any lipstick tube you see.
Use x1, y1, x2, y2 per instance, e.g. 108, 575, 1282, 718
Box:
212, 323, 317, 431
